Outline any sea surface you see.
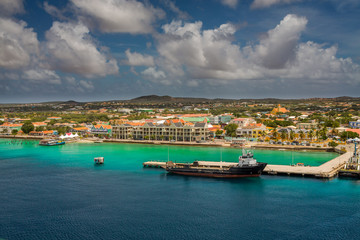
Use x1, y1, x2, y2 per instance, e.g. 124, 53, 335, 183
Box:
1, 139, 360, 240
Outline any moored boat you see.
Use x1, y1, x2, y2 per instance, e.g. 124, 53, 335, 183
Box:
165, 150, 267, 178
94, 157, 104, 164
39, 139, 65, 146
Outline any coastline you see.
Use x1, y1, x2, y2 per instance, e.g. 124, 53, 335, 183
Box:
0, 134, 338, 152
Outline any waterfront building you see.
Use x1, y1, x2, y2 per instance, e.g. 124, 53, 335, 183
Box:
91, 125, 112, 137
0, 123, 23, 134
236, 123, 267, 139
112, 120, 209, 142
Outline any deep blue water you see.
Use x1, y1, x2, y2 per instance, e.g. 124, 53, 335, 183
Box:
1, 139, 360, 240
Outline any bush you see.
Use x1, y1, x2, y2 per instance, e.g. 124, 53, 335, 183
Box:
328, 141, 338, 148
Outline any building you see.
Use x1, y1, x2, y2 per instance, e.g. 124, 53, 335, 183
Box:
231, 118, 256, 127
47, 116, 62, 120
112, 120, 209, 142
349, 120, 360, 129
236, 123, 267, 139
0, 123, 22, 134
296, 122, 318, 130
270, 104, 289, 115
91, 125, 112, 136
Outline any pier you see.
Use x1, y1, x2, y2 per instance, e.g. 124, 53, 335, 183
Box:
143, 151, 353, 179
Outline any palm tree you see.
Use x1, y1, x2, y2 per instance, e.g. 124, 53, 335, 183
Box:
280, 131, 286, 141
308, 130, 314, 142
315, 130, 320, 141
299, 130, 305, 141
289, 130, 295, 141
271, 128, 278, 140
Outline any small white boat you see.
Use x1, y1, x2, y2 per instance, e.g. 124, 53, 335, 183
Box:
94, 157, 104, 164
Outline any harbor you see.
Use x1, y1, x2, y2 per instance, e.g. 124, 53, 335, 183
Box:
1, 138, 360, 240
143, 151, 353, 179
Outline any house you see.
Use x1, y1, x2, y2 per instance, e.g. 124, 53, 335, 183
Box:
91, 125, 112, 136
0, 123, 23, 134
230, 118, 256, 127
236, 123, 267, 139
349, 120, 360, 129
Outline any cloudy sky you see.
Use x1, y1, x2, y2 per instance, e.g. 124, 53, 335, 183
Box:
0, 0, 359, 103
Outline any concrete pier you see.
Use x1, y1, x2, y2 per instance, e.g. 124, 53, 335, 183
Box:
143, 151, 353, 179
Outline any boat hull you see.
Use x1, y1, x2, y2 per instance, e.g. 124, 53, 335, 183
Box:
166, 162, 267, 178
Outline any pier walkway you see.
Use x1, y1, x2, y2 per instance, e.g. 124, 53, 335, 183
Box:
143, 151, 353, 178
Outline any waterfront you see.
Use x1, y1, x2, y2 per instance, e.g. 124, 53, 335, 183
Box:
1, 139, 360, 239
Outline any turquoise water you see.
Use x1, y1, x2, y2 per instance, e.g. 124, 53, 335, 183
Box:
1, 139, 360, 240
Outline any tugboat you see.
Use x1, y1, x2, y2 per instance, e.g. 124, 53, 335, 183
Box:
39, 139, 65, 146
165, 150, 267, 178
94, 157, 104, 165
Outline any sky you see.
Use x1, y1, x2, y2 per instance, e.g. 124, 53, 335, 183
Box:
0, 0, 359, 103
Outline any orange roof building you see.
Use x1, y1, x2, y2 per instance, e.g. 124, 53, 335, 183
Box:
270, 104, 289, 115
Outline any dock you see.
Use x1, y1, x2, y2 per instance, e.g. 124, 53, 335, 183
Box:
143, 151, 353, 179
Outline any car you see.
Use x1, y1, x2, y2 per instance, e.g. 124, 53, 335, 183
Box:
277, 141, 282, 145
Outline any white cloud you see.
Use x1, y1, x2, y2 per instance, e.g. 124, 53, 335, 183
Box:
162, 0, 190, 19
220, 0, 238, 8
0, 0, 24, 17
153, 14, 360, 83
125, 49, 155, 66
252, 14, 307, 69
22, 69, 61, 84
65, 76, 95, 92
142, 67, 166, 79
251, 0, 300, 9
71, 0, 164, 34
45, 21, 118, 77
0, 17, 39, 69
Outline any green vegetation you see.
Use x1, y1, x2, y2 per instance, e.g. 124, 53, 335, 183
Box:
340, 131, 359, 141
224, 123, 238, 137
21, 121, 34, 134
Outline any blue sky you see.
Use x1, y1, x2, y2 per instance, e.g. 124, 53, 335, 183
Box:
0, 0, 359, 103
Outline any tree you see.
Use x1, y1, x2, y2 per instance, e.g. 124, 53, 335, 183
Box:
340, 131, 359, 141
289, 130, 295, 140
224, 123, 238, 137
36, 126, 45, 131
144, 135, 149, 140
328, 141, 339, 148
299, 130, 305, 140
308, 130, 314, 142
21, 121, 34, 134
215, 130, 224, 137
280, 131, 286, 141
12, 129, 18, 136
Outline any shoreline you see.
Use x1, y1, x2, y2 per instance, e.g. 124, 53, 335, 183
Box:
0, 135, 337, 152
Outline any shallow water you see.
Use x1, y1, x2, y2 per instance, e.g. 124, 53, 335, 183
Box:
1, 139, 359, 240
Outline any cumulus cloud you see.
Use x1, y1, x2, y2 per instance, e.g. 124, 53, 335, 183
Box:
142, 67, 166, 79
220, 0, 238, 8
45, 21, 118, 77
0, 18, 39, 69
22, 69, 61, 85
71, 0, 164, 34
251, 0, 300, 9
0, 0, 24, 17
252, 14, 307, 69
65, 76, 95, 93
153, 14, 360, 83
125, 49, 155, 66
